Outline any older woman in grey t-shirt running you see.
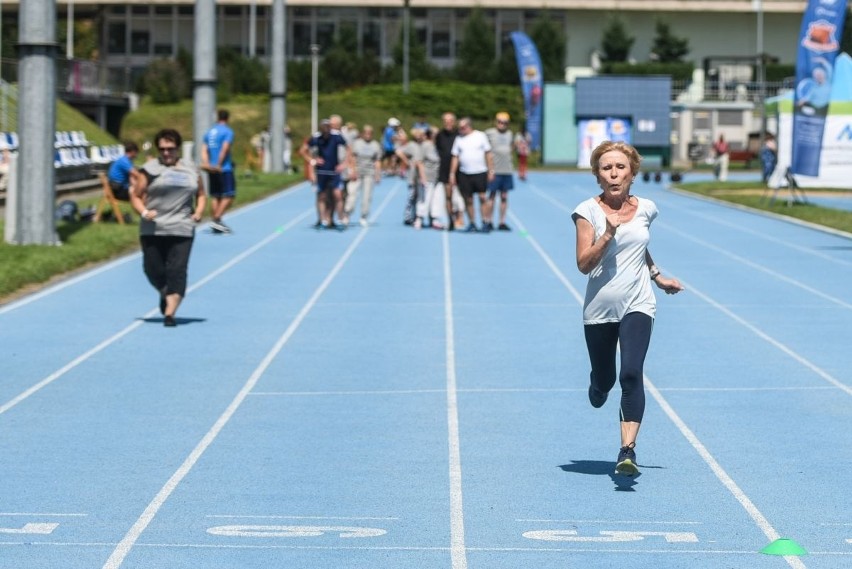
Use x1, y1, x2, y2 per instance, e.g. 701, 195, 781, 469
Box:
129, 129, 206, 327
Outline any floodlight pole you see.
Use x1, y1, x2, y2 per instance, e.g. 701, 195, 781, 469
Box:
756, 0, 766, 148
403, 0, 410, 94
269, 0, 286, 172
5, 0, 59, 245
193, 0, 217, 165
310, 44, 319, 133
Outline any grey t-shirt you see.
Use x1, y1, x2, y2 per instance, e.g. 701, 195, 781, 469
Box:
420, 140, 440, 184
139, 158, 199, 237
485, 127, 514, 175
351, 138, 382, 177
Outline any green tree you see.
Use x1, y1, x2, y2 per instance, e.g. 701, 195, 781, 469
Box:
529, 13, 566, 82
455, 7, 496, 84
600, 15, 634, 64
650, 19, 690, 63
140, 59, 190, 103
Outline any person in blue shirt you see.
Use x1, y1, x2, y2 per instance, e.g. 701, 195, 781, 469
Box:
201, 109, 236, 233
107, 141, 139, 201
300, 118, 351, 229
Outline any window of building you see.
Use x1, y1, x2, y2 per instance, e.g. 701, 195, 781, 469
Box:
363, 21, 382, 54
431, 30, 451, 58
131, 6, 149, 16
107, 23, 126, 55
153, 44, 172, 56
131, 31, 150, 55
717, 110, 743, 126
293, 22, 312, 56
177, 6, 193, 16
316, 22, 335, 49
154, 6, 172, 16
223, 6, 242, 16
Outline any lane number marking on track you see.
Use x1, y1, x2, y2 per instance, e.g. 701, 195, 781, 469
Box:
207, 525, 387, 538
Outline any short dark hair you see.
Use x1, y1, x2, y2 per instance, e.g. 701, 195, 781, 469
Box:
154, 128, 182, 149
218, 109, 230, 121
123, 140, 139, 153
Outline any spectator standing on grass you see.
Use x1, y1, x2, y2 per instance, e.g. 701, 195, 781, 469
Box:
107, 141, 139, 201
572, 140, 683, 476
712, 134, 729, 182
485, 112, 515, 231
129, 128, 206, 328
343, 124, 382, 227
449, 117, 494, 233
201, 109, 236, 233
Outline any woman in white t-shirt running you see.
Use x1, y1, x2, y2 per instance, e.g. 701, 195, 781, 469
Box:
571, 141, 683, 477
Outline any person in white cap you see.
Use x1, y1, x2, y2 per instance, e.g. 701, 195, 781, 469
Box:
382, 117, 401, 176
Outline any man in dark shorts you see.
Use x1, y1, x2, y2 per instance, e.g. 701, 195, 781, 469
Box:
301, 119, 351, 229
201, 109, 236, 233
448, 117, 494, 232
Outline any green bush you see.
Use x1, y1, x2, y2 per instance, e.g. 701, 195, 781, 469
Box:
603, 61, 694, 82
141, 59, 190, 104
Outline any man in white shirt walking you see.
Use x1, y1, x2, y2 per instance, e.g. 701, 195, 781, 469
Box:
448, 117, 494, 232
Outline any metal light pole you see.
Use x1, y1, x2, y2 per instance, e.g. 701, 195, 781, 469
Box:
403, 0, 410, 94
310, 44, 319, 133
66, 0, 74, 59
269, 0, 286, 172
755, 0, 766, 147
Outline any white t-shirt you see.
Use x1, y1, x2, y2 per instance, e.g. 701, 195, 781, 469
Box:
451, 130, 491, 174
572, 196, 658, 325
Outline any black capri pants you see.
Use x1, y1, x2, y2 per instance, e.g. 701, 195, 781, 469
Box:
583, 311, 653, 423
140, 235, 194, 297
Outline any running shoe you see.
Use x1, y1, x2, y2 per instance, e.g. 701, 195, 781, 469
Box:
359, 218, 369, 227
481, 222, 493, 233
464, 223, 479, 233
615, 443, 639, 476
588, 384, 608, 408
210, 219, 231, 233
498, 223, 512, 231
163, 315, 177, 327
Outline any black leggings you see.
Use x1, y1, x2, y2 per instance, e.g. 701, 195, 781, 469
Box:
140, 235, 194, 297
583, 312, 653, 423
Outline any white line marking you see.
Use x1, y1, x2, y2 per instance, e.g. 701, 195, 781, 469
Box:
517, 519, 701, 525
101, 187, 398, 569
0, 208, 314, 418
443, 230, 468, 569
0, 183, 309, 315
661, 222, 852, 310
0, 513, 87, 517
511, 209, 808, 569
682, 280, 852, 396
206, 515, 399, 520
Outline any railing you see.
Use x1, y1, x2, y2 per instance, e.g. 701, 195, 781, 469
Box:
670, 79, 795, 103
0, 57, 133, 98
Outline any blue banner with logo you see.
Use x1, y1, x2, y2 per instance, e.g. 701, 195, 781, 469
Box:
510, 31, 543, 151
791, 0, 848, 175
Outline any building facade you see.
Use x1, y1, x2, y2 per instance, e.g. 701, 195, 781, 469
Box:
37, 1, 811, 86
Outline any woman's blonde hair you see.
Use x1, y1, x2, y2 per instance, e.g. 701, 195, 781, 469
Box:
590, 140, 642, 176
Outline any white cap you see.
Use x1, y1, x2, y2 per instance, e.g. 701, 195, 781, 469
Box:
388, 117, 401, 127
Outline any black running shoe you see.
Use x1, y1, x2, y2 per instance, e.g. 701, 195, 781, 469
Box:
482, 222, 493, 233
588, 384, 608, 408
615, 443, 639, 476
498, 223, 512, 231
464, 223, 479, 233
163, 315, 177, 327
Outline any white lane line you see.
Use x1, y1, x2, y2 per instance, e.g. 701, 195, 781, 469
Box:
517, 519, 700, 525
443, 230, 468, 569
510, 209, 808, 569
682, 280, 852, 396
0, 208, 315, 418
660, 222, 852, 310
101, 187, 398, 569
0, 183, 310, 315
0, 513, 87, 517
205, 515, 400, 520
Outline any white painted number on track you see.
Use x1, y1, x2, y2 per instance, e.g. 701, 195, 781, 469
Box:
523, 529, 699, 543
207, 525, 387, 538
0, 522, 59, 535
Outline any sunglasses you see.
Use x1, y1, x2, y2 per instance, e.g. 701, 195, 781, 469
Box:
158, 146, 177, 153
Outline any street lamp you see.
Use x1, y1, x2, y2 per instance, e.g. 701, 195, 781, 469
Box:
755, 0, 766, 148
310, 44, 319, 134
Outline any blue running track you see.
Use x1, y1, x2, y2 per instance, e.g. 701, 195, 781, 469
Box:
0, 171, 849, 568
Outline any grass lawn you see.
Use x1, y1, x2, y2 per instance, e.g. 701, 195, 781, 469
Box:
0, 171, 301, 304
672, 180, 852, 235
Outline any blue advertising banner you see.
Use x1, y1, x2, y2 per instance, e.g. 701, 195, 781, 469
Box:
791, 0, 848, 175
510, 31, 544, 151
